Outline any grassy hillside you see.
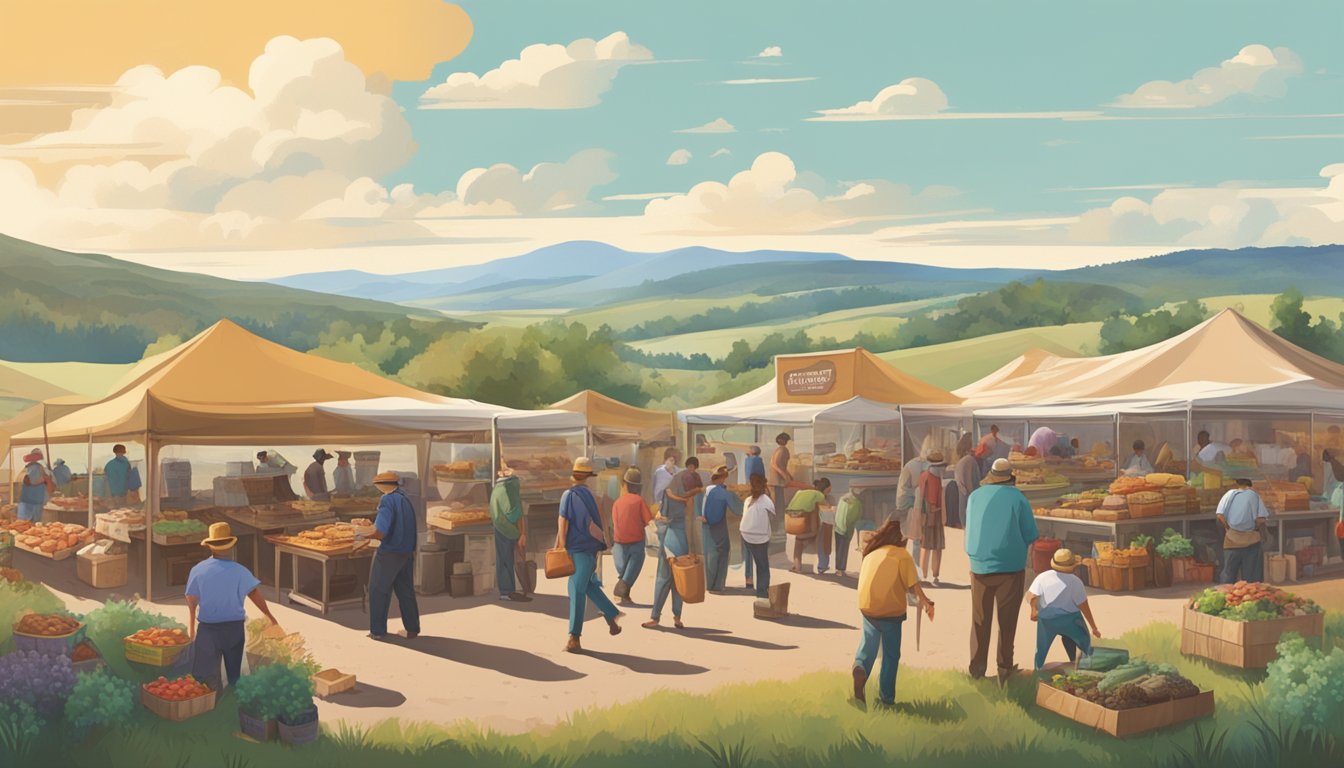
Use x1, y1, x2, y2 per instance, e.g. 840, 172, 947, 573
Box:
878, 322, 1103, 391
0, 361, 134, 398
1158, 294, 1344, 328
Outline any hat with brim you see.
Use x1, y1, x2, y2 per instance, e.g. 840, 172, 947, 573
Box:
372, 471, 402, 486
711, 464, 730, 480
1051, 548, 1080, 573
22, 450, 43, 464
313, 449, 334, 462
572, 457, 596, 477
926, 451, 946, 466
201, 522, 238, 551
623, 467, 642, 485
982, 457, 1014, 485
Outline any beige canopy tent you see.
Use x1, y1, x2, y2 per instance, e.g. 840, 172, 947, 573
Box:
9, 319, 444, 599
551, 390, 674, 445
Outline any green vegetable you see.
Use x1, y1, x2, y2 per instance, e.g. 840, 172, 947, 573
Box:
152, 520, 207, 536
1131, 533, 1154, 549
1155, 528, 1195, 559
236, 662, 314, 721
1098, 662, 1150, 692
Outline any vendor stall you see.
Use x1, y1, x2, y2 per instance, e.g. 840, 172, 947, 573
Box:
552, 390, 675, 510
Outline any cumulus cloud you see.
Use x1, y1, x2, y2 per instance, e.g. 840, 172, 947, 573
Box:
642, 151, 957, 234
666, 148, 692, 166
677, 117, 736, 134
419, 32, 651, 110
1113, 45, 1304, 109
757, 46, 783, 58
815, 77, 949, 119
1069, 163, 1344, 246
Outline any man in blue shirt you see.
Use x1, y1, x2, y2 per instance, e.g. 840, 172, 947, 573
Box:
701, 465, 743, 593
1215, 478, 1270, 584
363, 471, 421, 641
105, 444, 131, 503
964, 458, 1038, 684
17, 450, 52, 523
186, 522, 277, 691
556, 457, 622, 653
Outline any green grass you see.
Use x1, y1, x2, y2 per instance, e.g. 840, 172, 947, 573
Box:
21, 620, 1339, 768
1157, 294, 1344, 329
877, 322, 1104, 390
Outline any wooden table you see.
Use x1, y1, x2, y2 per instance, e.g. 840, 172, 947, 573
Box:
270, 539, 375, 615
220, 507, 337, 578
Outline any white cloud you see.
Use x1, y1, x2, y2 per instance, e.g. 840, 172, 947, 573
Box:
1112, 44, 1304, 109
666, 148, 692, 166
721, 77, 816, 85
757, 46, 782, 58
419, 32, 651, 110
815, 77, 949, 119
677, 117, 736, 134
711, 148, 731, 158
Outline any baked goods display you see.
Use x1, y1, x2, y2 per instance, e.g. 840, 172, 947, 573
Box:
429, 501, 491, 529
16, 613, 81, 637
16, 523, 97, 555
501, 454, 573, 489
434, 460, 480, 479
268, 522, 369, 552
1262, 480, 1310, 512
1015, 467, 1067, 487
1109, 476, 1160, 496
289, 500, 331, 516
819, 448, 901, 474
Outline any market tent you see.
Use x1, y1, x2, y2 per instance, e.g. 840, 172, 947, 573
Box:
10, 320, 442, 444
956, 309, 1344, 410
551, 390, 674, 443
314, 397, 585, 434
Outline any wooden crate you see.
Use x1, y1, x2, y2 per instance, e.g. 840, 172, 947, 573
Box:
1035, 682, 1214, 738
77, 552, 128, 588
312, 668, 356, 697
124, 636, 191, 667
1093, 563, 1148, 592
1180, 606, 1324, 669
140, 686, 216, 721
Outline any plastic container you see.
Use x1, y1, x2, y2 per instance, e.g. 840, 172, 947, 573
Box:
1031, 538, 1062, 575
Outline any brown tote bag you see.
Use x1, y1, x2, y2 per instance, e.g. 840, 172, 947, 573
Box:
544, 548, 575, 579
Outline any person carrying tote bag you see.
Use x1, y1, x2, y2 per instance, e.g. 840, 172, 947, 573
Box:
785, 478, 832, 574
554, 458, 622, 653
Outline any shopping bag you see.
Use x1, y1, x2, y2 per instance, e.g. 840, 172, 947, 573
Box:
544, 548, 575, 579
785, 511, 815, 538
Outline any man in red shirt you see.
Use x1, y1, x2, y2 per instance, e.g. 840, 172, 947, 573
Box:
611, 467, 654, 604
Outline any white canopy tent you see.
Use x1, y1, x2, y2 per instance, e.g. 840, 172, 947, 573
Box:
314, 397, 586, 435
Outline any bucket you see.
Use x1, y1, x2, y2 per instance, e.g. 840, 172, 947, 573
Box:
353, 452, 381, 488
669, 555, 706, 603
1031, 538, 1062, 575
278, 709, 320, 746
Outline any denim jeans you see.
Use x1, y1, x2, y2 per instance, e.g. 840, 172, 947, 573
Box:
704, 521, 730, 591
651, 524, 688, 620
1220, 541, 1264, 584
834, 530, 854, 572
495, 529, 518, 596
1034, 611, 1092, 670
854, 614, 905, 704
369, 550, 420, 638
742, 537, 755, 583
613, 542, 646, 592
568, 550, 618, 637
192, 619, 245, 691
745, 541, 771, 598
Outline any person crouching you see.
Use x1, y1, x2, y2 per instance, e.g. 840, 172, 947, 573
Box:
1028, 548, 1101, 670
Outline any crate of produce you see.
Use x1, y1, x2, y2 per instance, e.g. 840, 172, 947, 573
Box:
141, 677, 217, 721
71, 640, 105, 674
152, 519, 208, 546
1036, 679, 1214, 739
124, 627, 192, 666
12, 613, 85, 655
312, 668, 356, 697
1093, 562, 1147, 592
1181, 584, 1324, 669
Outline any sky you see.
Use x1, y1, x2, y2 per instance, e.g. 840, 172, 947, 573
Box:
0, 0, 1341, 279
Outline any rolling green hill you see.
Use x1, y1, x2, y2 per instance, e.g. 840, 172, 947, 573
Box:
877, 322, 1103, 391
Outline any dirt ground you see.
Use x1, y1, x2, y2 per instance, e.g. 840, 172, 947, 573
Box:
29, 529, 1339, 735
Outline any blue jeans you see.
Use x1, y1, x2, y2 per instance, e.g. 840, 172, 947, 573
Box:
704, 521, 730, 591
192, 619, 245, 691
742, 536, 755, 583
568, 550, 618, 637
1220, 541, 1264, 584
613, 542, 646, 592
854, 615, 905, 704
745, 541, 770, 598
369, 550, 420, 637
834, 530, 854, 572
495, 529, 517, 596
16, 503, 41, 522
1035, 611, 1092, 670
652, 523, 688, 620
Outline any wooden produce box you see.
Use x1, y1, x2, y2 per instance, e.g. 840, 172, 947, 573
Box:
1035, 682, 1214, 738
1093, 562, 1149, 592
140, 686, 217, 721
312, 668, 356, 697
77, 552, 128, 588
1180, 606, 1324, 669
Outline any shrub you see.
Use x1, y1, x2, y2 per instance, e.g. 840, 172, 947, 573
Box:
64, 669, 137, 730
0, 699, 44, 757
0, 650, 77, 717
1265, 632, 1344, 732
236, 663, 314, 722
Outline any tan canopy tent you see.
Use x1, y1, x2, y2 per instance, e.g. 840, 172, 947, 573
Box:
551, 390, 674, 445
9, 319, 445, 599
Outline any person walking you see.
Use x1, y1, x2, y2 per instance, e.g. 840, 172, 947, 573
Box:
896, 451, 930, 572
785, 477, 832, 573
964, 458, 1039, 684
952, 434, 981, 530
186, 523, 278, 691
362, 471, 421, 641
742, 446, 767, 590
701, 465, 741, 593
646, 457, 703, 629
740, 473, 776, 599
833, 489, 862, 577
1216, 478, 1270, 583
913, 452, 948, 585
557, 458, 622, 652
104, 445, 131, 504
851, 520, 935, 706
612, 467, 654, 605
490, 465, 529, 602
1029, 549, 1101, 670
17, 450, 53, 523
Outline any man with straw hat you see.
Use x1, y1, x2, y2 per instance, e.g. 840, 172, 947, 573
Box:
362, 471, 421, 641
557, 457, 622, 652
186, 522, 278, 691
17, 449, 53, 523
964, 457, 1038, 685
700, 464, 742, 593
1028, 548, 1101, 670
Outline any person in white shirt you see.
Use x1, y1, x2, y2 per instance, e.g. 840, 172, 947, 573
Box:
1028, 549, 1100, 669
740, 473, 776, 600
1195, 431, 1231, 468
651, 448, 680, 509
1122, 440, 1154, 476
1215, 479, 1270, 583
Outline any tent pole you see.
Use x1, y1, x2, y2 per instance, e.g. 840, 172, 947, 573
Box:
491, 417, 499, 480
86, 432, 94, 529
145, 433, 156, 602
1185, 405, 1193, 481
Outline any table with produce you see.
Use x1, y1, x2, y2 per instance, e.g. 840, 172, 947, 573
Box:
266, 521, 377, 615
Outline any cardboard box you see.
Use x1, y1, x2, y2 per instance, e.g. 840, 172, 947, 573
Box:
472, 570, 496, 596
1181, 606, 1324, 669
77, 552, 128, 588
1035, 681, 1214, 738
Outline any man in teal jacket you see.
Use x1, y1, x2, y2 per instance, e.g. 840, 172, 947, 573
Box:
491, 466, 529, 602
964, 458, 1038, 685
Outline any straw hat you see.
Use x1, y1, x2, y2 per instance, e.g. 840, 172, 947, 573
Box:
1051, 548, 1081, 573
572, 457, 596, 477
926, 450, 946, 466
201, 522, 238, 552
711, 464, 730, 479
372, 471, 402, 486
982, 458, 1014, 485
623, 467, 642, 485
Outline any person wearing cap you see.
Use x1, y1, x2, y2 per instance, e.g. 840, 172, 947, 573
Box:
556, 457, 622, 652
1216, 478, 1270, 584
17, 449, 53, 523
104, 444, 132, 504
186, 523, 277, 691
1123, 440, 1154, 476
912, 451, 948, 586
304, 449, 333, 501
785, 477, 833, 574
333, 451, 355, 496
769, 433, 794, 514
1028, 549, 1100, 670
700, 465, 742, 593
852, 519, 935, 706
491, 464, 529, 602
647, 457, 705, 628
964, 457, 1039, 684
362, 471, 421, 641
611, 467, 654, 604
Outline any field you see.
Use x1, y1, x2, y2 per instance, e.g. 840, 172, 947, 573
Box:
878, 322, 1103, 390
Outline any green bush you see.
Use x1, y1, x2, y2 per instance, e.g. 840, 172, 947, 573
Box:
0, 699, 44, 758
1265, 632, 1344, 733
236, 663, 314, 722
64, 668, 137, 729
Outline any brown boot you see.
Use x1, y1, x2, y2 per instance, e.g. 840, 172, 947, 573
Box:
852, 666, 868, 703
564, 635, 581, 653
608, 617, 622, 636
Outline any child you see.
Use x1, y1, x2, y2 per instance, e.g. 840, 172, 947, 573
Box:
1028, 548, 1101, 670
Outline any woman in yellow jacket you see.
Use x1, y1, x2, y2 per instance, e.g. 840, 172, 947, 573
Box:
852, 520, 935, 706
